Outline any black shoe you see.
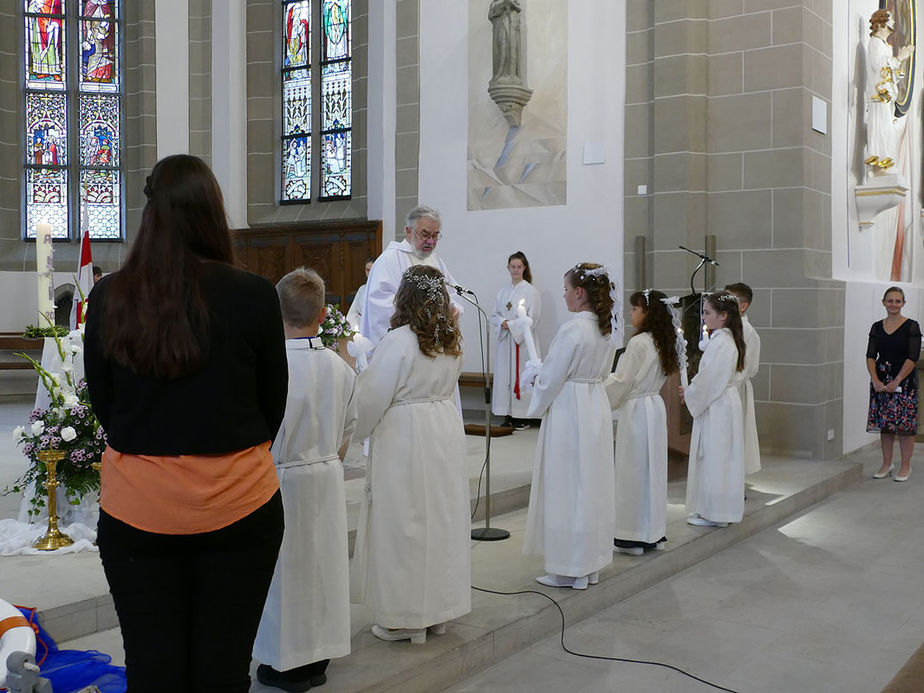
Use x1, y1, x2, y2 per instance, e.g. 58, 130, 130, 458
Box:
513, 421, 530, 431
501, 417, 515, 428
256, 663, 312, 692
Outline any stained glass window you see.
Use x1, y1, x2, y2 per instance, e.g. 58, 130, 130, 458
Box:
280, 0, 351, 204
23, 0, 123, 240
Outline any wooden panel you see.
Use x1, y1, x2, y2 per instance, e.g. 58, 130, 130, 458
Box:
233, 219, 382, 309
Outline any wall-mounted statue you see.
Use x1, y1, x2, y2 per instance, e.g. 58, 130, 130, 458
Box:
488, 0, 532, 127
865, 8, 914, 178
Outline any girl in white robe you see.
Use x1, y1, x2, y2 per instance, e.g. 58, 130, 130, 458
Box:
491, 251, 541, 428
523, 263, 618, 590
351, 265, 471, 645
683, 292, 747, 527
605, 289, 677, 555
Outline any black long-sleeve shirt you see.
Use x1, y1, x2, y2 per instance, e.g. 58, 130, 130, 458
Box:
84, 261, 288, 456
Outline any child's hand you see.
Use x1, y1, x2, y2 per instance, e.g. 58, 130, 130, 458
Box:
521, 359, 542, 393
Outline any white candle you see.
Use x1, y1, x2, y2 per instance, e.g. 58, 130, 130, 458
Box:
516, 299, 539, 362
678, 327, 689, 389
35, 222, 55, 325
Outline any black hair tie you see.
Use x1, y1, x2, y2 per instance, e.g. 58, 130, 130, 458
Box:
143, 176, 154, 200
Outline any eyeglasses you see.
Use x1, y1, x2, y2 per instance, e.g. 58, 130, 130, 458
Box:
414, 229, 441, 241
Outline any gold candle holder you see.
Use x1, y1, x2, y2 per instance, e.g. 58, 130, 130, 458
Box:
33, 450, 74, 551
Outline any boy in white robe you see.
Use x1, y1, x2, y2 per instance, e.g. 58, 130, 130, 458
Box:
253, 267, 356, 693
724, 283, 761, 475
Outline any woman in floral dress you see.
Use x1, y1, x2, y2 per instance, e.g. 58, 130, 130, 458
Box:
867, 286, 921, 482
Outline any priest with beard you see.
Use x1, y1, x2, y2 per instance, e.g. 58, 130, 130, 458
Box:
360, 205, 464, 350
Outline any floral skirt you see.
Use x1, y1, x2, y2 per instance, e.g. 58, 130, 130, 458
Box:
867, 374, 919, 436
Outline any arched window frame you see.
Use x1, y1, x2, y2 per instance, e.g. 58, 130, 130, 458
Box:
22, 0, 125, 241
280, 0, 352, 205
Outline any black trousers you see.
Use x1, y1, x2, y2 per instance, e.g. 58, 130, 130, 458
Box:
97, 492, 284, 693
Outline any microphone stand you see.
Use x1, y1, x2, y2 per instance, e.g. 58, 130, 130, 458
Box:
453, 288, 510, 541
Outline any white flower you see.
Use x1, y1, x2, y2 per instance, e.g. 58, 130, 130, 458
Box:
61, 363, 74, 374
12, 425, 24, 442
60, 426, 77, 442
70, 343, 82, 355
31, 420, 45, 435
63, 393, 80, 409
49, 374, 60, 387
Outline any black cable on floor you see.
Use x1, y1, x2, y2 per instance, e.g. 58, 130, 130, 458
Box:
470, 456, 488, 520
471, 585, 742, 693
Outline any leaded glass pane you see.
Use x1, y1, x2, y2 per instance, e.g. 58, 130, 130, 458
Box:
283, 1, 310, 68
321, 62, 350, 130
320, 130, 350, 198
25, 3, 66, 89
282, 137, 311, 202
79, 19, 117, 90
27, 92, 68, 166
283, 68, 311, 135
26, 168, 68, 239
321, 0, 349, 61
79, 94, 120, 166
81, 169, 120, 239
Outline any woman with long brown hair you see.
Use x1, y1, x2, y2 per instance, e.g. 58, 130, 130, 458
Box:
351, 265, 471, 645
84, 154, 288, 693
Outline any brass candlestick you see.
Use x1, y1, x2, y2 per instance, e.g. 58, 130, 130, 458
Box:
33, 450, 74, 551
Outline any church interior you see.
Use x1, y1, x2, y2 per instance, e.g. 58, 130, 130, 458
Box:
3, 1, 924, 691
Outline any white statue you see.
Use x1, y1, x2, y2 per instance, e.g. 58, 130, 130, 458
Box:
489, 0, 522, 82
865, 9, 914, 177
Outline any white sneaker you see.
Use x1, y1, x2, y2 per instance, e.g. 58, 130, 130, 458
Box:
429, 622, 447, 635
587, 571, 599, 585
614, 545, 643, 556
654, 540, 667, 551
686, 515, 728, 528
371, 624, 427, 644
571, 576, 589, 590
536, 574, 575, 588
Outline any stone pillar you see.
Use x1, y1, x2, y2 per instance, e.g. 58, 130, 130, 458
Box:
626, 1, 842, 459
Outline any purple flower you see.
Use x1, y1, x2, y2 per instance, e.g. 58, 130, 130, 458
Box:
29, 408, 46, 423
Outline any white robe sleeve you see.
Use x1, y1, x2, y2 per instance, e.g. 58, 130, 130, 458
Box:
527, 325, 577, 418
354, 333, 405, 440
361, 255, 402, 345
684, 334, 737, 419
346, 284, 366, 332
744, 325, 760, 380
439, 260, 465, 317
341, 367, 358, 449
491, 288, 509, 342
604, 335, 645, 410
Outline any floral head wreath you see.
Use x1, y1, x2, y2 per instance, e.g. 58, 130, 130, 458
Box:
642, 288, 651, 306
572, 263, 619, 341
401, 268, 456, 341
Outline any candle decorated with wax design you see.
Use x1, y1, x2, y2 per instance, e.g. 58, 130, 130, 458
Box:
35, 222, 55, 325
516, 299, 539, 362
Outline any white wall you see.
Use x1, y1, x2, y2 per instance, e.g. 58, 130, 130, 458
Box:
835, 1, 924, 453
418, 0, 626, 371
0, 271, 86, 332
155, 0, 190, 158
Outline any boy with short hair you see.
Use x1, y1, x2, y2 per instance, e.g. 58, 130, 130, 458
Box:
724, 282, 761, 475
253, 267, 356, 693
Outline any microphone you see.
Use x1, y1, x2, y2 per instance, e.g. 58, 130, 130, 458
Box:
678, 245, 719, 266
446, 281, 476, 296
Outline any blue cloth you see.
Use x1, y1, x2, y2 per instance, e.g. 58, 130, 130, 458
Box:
14, 606, 126, 693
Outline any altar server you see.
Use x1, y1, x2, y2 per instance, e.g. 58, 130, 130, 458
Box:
523, 263, 618, 590
491, 251, 542, 429
606, 289, 676, 555
253, 267, 356, 693
682, 292, 746, 527
351, 265, 471, 644
724, 282, 762, 475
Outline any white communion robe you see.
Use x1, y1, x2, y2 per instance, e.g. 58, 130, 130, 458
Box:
734, 315, 761, 475
359, 239, 464, 347
490, 280, 542, 418
253, 337, 356, 671
684, 328, 745, 524
345, 282, 367, 332
605, 332, 667, 544
350, 325, 471, 628
523, 312, 617, 578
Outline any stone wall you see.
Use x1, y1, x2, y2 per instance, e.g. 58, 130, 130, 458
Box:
625, 0, 842, 458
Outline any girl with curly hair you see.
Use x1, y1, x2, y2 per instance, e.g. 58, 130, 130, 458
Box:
351, 265, 470, 644
681, 292, 746, 528
523, 263, 619, 590
606, 289, 677, 555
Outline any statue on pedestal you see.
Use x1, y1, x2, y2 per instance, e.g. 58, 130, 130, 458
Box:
487, 0, 532, 127
865, 9, 914, 178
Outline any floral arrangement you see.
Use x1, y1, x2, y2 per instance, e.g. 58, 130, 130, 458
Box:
319, 304, 355, 348
4, 327, 106, 519
23, 324, 70, 339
